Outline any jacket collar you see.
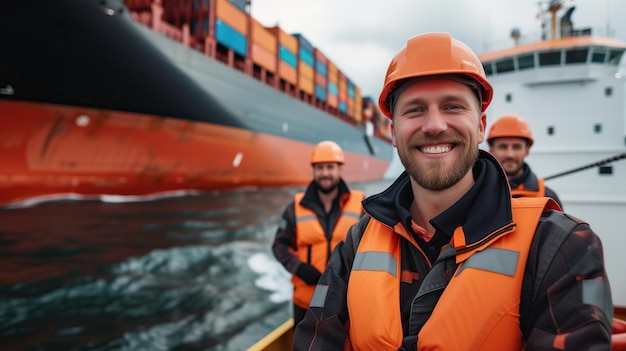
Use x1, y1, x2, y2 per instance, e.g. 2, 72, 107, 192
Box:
362, 150, 513, 246
509, 163, 540, 190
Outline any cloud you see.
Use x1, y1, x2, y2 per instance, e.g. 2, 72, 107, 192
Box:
251, 0, 625, 99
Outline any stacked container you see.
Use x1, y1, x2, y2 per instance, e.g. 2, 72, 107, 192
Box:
215, 0, 247, 57
294, 33, 314, 97
250, 17, 276, 74
327, 61, 339, 110
314, 48, 328, 103
338, 72, 348, 115
126, 0, 391, 140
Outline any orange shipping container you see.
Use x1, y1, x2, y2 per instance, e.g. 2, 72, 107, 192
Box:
328, 61, 338, 84
314, 72, 327, 88
339, 90, 348, 102
354, 87, 363, 123
270, 26, 298, 54
354, 103, 363, 122
299, 76, 314, 95
327, 94, 338, 108
314, 48, 328, 65
251, 18, 277, 54
278, 61, 297, 84
299, 62, 314, 80
216, 0, 247, 35
251, 43, 277, 73
347, 98, 354, 117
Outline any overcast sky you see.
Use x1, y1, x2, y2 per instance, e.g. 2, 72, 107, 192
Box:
250, 0, 626, 100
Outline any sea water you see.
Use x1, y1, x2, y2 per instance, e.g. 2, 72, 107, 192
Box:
0, 179, 392, 350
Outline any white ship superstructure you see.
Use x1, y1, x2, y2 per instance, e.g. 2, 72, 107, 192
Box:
479, 1, 626, 307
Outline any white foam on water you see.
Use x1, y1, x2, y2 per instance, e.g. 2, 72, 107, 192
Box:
247, 252, 292, 303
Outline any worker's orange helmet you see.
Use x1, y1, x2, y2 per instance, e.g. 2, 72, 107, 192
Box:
378, 32, 493, 119
310, 141, 345, 165
487, 115, 534, 146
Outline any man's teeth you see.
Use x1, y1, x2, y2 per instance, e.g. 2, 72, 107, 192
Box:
421, 145, 451, 154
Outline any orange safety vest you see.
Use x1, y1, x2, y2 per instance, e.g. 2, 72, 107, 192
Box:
511, 178, 545, 198
293, 190, 364, 308
346, 197, 557, 351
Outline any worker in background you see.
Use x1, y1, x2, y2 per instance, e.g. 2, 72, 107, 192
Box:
293, 32, 612, 350
487, 115, 563, 208
272, 140, 364, 325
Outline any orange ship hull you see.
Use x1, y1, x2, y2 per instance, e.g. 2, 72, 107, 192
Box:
0, 100, 390, 207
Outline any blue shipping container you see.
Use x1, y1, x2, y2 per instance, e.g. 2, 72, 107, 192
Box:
348, 81, 355, 99
315, 85, 327, 101
293, 33, 314, 52
216, 19, 247, 56
328, 82, 338, 96
299, 48, 314, 67
279, 45, 297, 68
229, 0, 246, 12
315, 61, 327, 76
339, 101, 347, 113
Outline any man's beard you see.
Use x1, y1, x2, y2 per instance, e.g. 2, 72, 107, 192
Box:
398, 136, 478, 191
315, 178, 340, 194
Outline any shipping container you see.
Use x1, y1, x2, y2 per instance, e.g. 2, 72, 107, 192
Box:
229, 0, 246, 12
353, 88, 363, 123
327, 60, 338, 86
216, 0, 246, 34
251, 43, 276, 72
315, 85, 327, 101
215, 19, 246, 56
251, 18, 276, 54
293, 33, 314, 53
299, 62, 314, 94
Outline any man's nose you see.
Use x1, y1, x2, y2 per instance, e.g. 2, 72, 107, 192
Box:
421, 109, 447, 134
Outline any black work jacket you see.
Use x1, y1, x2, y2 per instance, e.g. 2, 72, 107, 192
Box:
293, 150, 612, 351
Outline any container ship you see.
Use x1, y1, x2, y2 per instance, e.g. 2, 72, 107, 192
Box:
0, 0, 395, 207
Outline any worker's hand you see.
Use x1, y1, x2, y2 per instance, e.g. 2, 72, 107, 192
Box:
296, 263, 322, 285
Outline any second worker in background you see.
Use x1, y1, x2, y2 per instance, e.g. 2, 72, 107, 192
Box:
487, 114, 563, 207
272, 140, 364, 325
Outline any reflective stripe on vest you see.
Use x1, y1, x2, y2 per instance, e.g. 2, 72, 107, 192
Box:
292, 190, 364, 308
511, 178, 545, 198
346, 197, 553, 351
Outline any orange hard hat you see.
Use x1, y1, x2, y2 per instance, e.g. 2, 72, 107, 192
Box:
310, 140, 345, 164
487, 115, 534, 146
378, 32, 493, 119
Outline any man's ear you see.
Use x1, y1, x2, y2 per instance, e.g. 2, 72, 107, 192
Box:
478, 113, 487, 143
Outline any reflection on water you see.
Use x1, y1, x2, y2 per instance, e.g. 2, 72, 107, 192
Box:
0, 180, 391, 350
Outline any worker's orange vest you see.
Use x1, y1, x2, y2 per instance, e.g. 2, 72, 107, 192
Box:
292, 190, 364, 308
347, 197, 557, 350
511, 178, 545, 198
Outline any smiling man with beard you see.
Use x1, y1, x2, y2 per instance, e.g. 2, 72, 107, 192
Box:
272, 140, 365, 325
293, 33, 612, 351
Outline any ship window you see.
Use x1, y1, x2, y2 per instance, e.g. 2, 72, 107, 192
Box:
594, 123, 602, 133
599, 166, 613, 175
592, 47, 607, 63
538, 51, 562, 66
495, 58, 515, 74
517, 54, 535, 70
483, 62, 494, 76
506, 93, 512, 102
606, 87, 613, 96
608, 50, 625, 65
565, 48, 589, 63
547, 126, 555, 135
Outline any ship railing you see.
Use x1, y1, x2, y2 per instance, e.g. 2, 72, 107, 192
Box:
482, 26, 615, 53
544, 152, 626, 181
